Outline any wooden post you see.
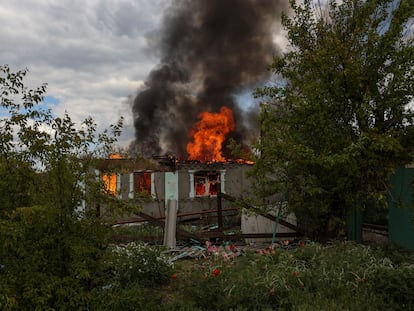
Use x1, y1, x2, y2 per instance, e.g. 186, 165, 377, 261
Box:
217, 183, 223, 232
163, 199, 178, 248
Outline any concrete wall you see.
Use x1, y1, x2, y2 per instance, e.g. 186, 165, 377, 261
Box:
107, 162, 253, 222
97, 161, 299, 243
241, 209, 297, 244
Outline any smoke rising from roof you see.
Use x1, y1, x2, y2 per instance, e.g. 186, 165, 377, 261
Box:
132, 0, 288, 158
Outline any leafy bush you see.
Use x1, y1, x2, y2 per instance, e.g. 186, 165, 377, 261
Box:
2, 234, 413, 310
168, 241, 414, 310
90, 283, 165, 311
368, 265, 414, 311
106, 241, 172, 288
0, 206, 111, 310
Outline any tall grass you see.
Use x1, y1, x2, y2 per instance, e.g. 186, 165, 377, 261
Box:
165, 241, 414, 310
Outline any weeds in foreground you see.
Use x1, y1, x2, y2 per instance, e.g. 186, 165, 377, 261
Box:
1, 240, 413, 310
167, 241, 414, 311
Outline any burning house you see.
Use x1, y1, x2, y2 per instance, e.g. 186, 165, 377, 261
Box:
94, 103, 297, 245
93, 1, 300, 244
96, 155, 253, 224
96, 106, 256, 237
95, 154, 298, 246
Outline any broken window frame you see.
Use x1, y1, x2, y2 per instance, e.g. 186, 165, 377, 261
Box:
193, 170, 220, 197
101, 171, 120, 197
133, 171, 155, 198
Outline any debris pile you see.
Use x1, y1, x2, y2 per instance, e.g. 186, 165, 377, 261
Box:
166, 239, 306, 263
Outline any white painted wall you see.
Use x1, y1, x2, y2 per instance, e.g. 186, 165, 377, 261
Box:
241, 208, 297, 244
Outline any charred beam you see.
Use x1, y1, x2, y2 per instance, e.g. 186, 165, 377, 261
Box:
217, 182, 223, 232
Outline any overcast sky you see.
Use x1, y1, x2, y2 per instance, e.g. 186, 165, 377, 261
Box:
1, 0, 411, 151
0, 0, 171, 148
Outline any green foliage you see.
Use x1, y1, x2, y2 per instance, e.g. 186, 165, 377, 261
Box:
89, 283, 166, 311
106, 242, 172, 288
112, 223, 164, 244
0, 65, 138, 309
251, 0, 414, 239
0, 64, 125, 217
368, 265, 414, 310
227, 137, 253, 161
168, 242, 414, 310
0, 159, 36, 215
0, 205, 112, 310
83, 242, 172, 311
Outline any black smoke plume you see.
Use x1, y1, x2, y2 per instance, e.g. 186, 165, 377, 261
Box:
132, 0, 288, 158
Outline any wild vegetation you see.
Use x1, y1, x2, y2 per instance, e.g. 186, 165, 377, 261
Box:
165, 240, 414, 311
0, 64, 128, 309
250, 0, 414, 240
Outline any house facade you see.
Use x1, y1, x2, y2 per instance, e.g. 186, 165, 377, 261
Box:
96, 157, 253, 224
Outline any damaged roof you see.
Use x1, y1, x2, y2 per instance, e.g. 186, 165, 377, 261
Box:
96, 157, 172, 172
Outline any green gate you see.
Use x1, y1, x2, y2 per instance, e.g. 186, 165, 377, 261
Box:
388, 167, 414, 251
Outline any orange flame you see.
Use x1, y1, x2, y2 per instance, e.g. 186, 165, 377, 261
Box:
186, 106, 235, 162
109, 153, 122, 159
102, 153, 122, 195
102, 173, 117, 195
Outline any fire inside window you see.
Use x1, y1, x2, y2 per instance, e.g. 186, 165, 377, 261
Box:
101, 153, 122, 196
102, 173, 117, 195
195, 171, 219, 196
134, 171, 151, 194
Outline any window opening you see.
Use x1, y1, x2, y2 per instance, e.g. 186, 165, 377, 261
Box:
102, 172, 117, 195
194, 171, 220, 196
134, 171, 151, 194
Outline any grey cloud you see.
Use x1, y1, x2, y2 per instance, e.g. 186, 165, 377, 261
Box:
94, 0, 169, 37
0, 0, 166, 146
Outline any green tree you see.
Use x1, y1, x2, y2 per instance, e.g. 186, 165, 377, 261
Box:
251, 0, 414, 240
0, 65, 128, 309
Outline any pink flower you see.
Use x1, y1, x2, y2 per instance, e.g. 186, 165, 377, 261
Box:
212, 268, 220, 277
